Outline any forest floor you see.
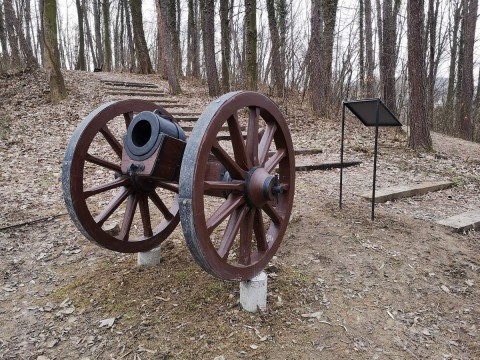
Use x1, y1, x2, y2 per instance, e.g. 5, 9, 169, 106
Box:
0, 70, 479, 360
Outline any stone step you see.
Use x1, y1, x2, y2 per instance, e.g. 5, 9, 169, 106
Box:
106, 91, 166, 97
104, 87, 165, 94
296, 161, 361, 172
175, 116, 200, 122
100, 80, 159, 88
436, 210, 480, 233
107, 97, 180, 104
357, 181, 454, 203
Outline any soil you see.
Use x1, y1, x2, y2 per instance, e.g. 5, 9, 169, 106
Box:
0, 70, 478, 360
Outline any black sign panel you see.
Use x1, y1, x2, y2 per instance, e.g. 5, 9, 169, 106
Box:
344, 99, 401, 127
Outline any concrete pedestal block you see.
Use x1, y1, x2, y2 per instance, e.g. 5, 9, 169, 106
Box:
137, 246, 161, 267
240, 271, 267, 312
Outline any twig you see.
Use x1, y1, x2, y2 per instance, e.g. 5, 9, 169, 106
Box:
0, 213, 68, 231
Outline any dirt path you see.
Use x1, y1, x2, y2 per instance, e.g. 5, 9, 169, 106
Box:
0, 71, 478, 359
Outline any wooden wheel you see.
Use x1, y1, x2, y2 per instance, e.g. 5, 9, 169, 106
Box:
62, 100, 180, 253
179, 91, 295, 280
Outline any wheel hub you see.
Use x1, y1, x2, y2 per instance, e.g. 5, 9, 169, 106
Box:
245, 167, 280, 208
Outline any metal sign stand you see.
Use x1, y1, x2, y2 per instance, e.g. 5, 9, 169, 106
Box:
339, 98, 401, 220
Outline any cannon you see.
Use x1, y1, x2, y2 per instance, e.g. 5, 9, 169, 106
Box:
62, 91, 295, 281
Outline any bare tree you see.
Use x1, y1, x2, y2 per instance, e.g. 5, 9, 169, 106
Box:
102, 0, 112, 71
245, 0, 257, 90
199, 0, 220, 96
446, 1, 461, 106
186, 0, 200, 78
157, 0, 181, 94
220, 0, 231, 92
93, 0, 103, 67
75, 0, 86, 70
3, 0, 21, 67
364, 0, 375, 96
359, 0, 365, 95
407, 0, 431, 150
266, 0, 284, 96
42, 0, 66, 102
458, 0, 478, 140
0, 1, 8, 58
167, 0, 181, 76
4, 0, 38, 69
309, 0, 324, 114
129, 0, 153, 74
321, 0, 338, 111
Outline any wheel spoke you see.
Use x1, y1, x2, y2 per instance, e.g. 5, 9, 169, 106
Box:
118, 194, 139, 241
218, 205, 249, 259
95, 187, 131, 226
154, 180, 179, 193
246, 106, 260, 166
100, 125, 123, 158
227, 112, 250, 169
253, 209, 268, 251
211, 140, 246, 180
85, 153, 121, 172
262, 203, 283, 224
258, 123, 277, 166
138, 194, 153, 237
206, 194, 245, 235
149, 191, 174, 220
239, 208, 255, 265
83, 177, 130, 198
203, 180, 245, 192
124, 111, 133, 129
264, 148, 286, 173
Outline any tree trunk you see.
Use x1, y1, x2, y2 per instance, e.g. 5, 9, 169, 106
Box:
3, 0, 21, 67
458, 0, 478, 140
0, 2, 8, 57
407, 0, 432, 150
102, 0, 112, 71
381, 0, 397, 113
425, 0, 439, 125
321, 0, 338, 113
277, 0, 287, 81
220, 0, 231, 92
129, 0, 152, 74
364, 0, 374, 96
75, 0, 86, 70
200, 0, 220, 96
93, 0, 103, 67
266, 0, 284, 97
157, 1, 181, 94
359, 0, 365, 96
245, 0, 257, 90
309, 0, 324, 115
167, 0, 181, 76
446, 4, 461, 106
375, 0, 383, 94
83, 0, 97, 69
42, 0, 66, 102
124, 0, 135, 71
5, 0, 38, 69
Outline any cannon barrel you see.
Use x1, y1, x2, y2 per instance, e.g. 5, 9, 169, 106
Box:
124, 110, 186, 161
121, 110, 187, 180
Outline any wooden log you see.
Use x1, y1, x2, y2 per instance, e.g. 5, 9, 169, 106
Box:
357, 181, 454, 203
436, 210, 480, 233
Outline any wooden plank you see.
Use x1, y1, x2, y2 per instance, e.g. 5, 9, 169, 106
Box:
357, 181, 454, 203
436, 210, 480, 233
106, 91, 166, 97
107, 98, 180, 104
296, 161, 361, 172
100, 80, 159, 88
104, 87, 165, 94
175, 116, 200, 122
